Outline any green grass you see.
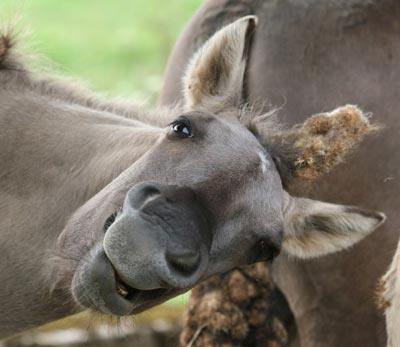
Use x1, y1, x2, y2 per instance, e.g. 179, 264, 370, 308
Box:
0, 0, 202, 101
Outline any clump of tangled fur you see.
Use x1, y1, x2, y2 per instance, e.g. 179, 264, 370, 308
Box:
180, 263, 292, 347
251, 105, 380, 186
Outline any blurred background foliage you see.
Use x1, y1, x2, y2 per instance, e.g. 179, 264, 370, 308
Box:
0, 0, 203, 335
0, 0, 202, 101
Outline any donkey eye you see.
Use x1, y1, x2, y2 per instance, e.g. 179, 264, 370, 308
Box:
169, 118, 192, 138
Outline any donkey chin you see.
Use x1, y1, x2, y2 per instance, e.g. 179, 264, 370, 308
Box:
70, 182, 214, 316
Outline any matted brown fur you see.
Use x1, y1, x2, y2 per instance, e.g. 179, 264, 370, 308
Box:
180, 263, 291, 347
292, 105, 380, 180
376, 279, 391, 311
252, 105, 380, 185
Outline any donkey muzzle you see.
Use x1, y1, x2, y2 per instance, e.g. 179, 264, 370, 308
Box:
103, 183, 211, 291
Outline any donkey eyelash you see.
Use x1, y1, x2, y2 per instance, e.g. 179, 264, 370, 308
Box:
168, 116, 192, 127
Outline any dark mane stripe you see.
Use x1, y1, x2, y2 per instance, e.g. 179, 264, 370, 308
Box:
0, 33, 16, 69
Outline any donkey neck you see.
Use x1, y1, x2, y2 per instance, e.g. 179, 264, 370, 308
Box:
1, 91, 164, 199
0, 89, 164, 338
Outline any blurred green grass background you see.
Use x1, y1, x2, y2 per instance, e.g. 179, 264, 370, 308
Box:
0, 0, 202, 101
0, 0, 203, 320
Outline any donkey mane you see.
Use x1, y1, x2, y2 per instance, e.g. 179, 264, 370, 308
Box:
0, 31, 181, 128
0, 33, 15, 69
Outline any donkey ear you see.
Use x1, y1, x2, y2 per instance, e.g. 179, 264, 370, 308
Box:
282, 192, 386, 259
183, 15, 257, 111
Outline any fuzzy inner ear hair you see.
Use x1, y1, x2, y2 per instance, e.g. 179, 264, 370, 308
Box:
183, 16, 257, 112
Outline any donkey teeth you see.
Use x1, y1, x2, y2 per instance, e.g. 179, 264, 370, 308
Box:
116, 283, 129, 298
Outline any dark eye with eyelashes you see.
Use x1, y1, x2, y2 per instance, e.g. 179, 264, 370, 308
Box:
169, 117, 193, 138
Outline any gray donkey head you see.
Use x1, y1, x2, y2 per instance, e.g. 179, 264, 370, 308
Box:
57, 16, 385, 316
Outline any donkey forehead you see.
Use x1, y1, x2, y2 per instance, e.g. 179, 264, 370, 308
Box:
170, 110, 275, 181
182, 110, 265, 151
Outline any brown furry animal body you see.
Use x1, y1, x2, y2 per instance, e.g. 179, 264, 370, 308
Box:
160, 0, 400, 346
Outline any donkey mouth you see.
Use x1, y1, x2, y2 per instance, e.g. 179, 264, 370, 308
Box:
113, 267, 174, 310
71, 245, 186, 316
113, 273, 184, 314
71, 183, 210, 316
105, 213, 174, 306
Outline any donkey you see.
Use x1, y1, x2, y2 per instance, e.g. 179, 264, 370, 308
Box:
0, 17, 385, 339
160, 1, 400, 346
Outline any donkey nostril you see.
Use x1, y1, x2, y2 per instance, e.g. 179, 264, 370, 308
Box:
104, 212, 117, 232
252, 238, 281, 263
166, 249, 201, 276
